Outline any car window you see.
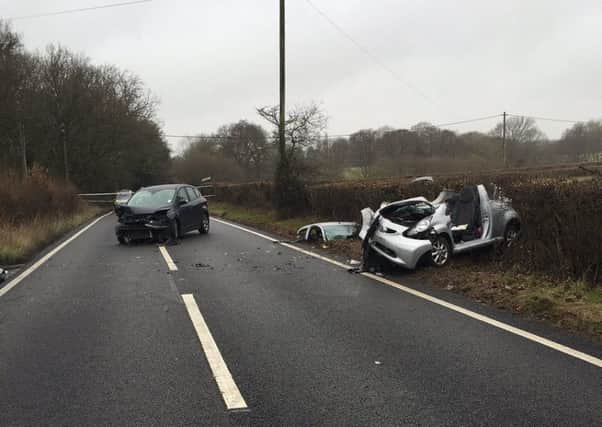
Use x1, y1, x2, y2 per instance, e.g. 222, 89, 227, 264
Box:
308, 226, 323, 241
128, 189, 175, 208
297, 227, 308, 238
177, 188, 190, 203
185, 187, 197, 201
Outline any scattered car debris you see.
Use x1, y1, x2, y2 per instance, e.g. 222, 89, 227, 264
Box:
359, 184, 521, 269
0, 268, 7, 284
296, 222, 359, 243
194, 262, 214, 270
410, 176, 434, 184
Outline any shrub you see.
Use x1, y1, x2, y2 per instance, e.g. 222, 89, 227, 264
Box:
0, 166, 81, 224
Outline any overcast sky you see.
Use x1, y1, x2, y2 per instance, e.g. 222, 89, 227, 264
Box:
4, 0, 602, 152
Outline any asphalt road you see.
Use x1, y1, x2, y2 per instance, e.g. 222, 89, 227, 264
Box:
1, 214, 600, 426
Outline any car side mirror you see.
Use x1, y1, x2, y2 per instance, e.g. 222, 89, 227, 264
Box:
177, 198, 187, 206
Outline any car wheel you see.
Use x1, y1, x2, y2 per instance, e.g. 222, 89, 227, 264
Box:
172, 220, 180, 239
199, 213, 210, 234
430, 235, 451, 267
117, 235, 126, 245
504, 223, 520, 247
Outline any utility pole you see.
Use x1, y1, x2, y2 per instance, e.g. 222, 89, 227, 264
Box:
502, 111, 507, 168
278, 0, 286, 160
18, 121, 28, 178
61, 124, 69, 181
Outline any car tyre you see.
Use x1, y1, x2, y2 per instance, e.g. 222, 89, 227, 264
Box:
117, 235, 126, 245
199, 213, 210, 234
504, 223, 520, 247
172, 220, 180, 240
430, 235, 451, 267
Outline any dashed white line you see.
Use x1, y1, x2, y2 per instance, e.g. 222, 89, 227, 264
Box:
158, 246, 178, 271
0, 212, 113, 299
182, 293, 248, 410
211, 216, 602, 368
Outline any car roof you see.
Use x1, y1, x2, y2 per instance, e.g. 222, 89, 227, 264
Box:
138, 184, 190, 191
298, 222, 357, 230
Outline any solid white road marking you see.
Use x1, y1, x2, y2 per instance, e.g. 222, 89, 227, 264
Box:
159, 246, 178, 271
182, 293, 248, 410
0, 212, 113, 299
211, 217, 602, 368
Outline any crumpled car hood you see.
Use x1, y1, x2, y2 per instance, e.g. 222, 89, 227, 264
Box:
116, 204, 171, 217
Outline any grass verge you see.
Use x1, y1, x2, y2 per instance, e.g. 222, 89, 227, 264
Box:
210, 201, 322, 240
210, 200, 602, 342
0, 206, 104, 266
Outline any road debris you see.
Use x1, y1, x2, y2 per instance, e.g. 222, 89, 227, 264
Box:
296, 222, 359, 243
194, 262, 214, 270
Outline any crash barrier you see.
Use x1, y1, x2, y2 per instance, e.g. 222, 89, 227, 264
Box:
214, 164, 602, 285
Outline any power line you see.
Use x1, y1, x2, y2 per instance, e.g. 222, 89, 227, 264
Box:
507, 113, 581, 124
433, 114, 502, 128
304, 0, 438, 109
165, 114, 505, 140
8, 0, 152, 21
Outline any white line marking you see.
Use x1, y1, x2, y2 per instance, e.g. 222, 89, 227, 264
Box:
212, 216, 602, 368
182, 293, 248, 410
212, 217, 279, 243
159, 246, 178, 271
0, 212, 112, 299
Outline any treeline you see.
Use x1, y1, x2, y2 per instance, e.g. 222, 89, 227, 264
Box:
0, 21, 169, 191
174, 111, 602, 184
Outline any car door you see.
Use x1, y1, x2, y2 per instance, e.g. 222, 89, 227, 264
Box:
185, 186, 202, 228
175, 187, 193, 232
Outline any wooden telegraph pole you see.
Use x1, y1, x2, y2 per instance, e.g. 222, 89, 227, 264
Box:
279, 0, 286, 159
502, 111, 507, 168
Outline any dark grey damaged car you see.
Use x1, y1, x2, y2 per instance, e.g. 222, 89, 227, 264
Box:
115, 184, 210, 244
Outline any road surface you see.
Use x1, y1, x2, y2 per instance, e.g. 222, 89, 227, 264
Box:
1, 214, 601, 426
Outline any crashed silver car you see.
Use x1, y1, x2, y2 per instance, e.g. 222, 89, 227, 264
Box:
297, 222, 359, 242
359, 185, 521, 269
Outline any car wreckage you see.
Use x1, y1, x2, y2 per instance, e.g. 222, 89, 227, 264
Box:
296, 222, 359, 242
115, 184, 209, 244
359, 184, 521, 269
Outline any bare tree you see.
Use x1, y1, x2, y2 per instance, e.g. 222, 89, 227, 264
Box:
218, 120, 269, 180
489, 116, 546, 144
350, 129, 376, 178
256, 102, 327, 216
256, 102, 327, 163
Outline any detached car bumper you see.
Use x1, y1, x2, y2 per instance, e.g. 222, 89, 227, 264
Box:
369, 232, 433, 269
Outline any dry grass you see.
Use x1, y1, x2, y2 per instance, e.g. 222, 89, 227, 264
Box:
210, 201, 321, 240
0, 207, 103, 266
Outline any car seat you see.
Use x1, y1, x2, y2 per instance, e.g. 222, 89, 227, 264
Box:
450, 186, 481, 242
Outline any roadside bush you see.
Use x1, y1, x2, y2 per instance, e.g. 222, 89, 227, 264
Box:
215, 166, 602, 285
0, 166, 81, 224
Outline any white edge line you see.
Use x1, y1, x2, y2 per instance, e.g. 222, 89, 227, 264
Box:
182, 293, 248, 410
211, 216, 602, 368
158, 246, 178, 271
0, 212, 113, 299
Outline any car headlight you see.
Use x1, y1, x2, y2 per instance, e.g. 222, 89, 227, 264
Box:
414, 218, 431, 233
